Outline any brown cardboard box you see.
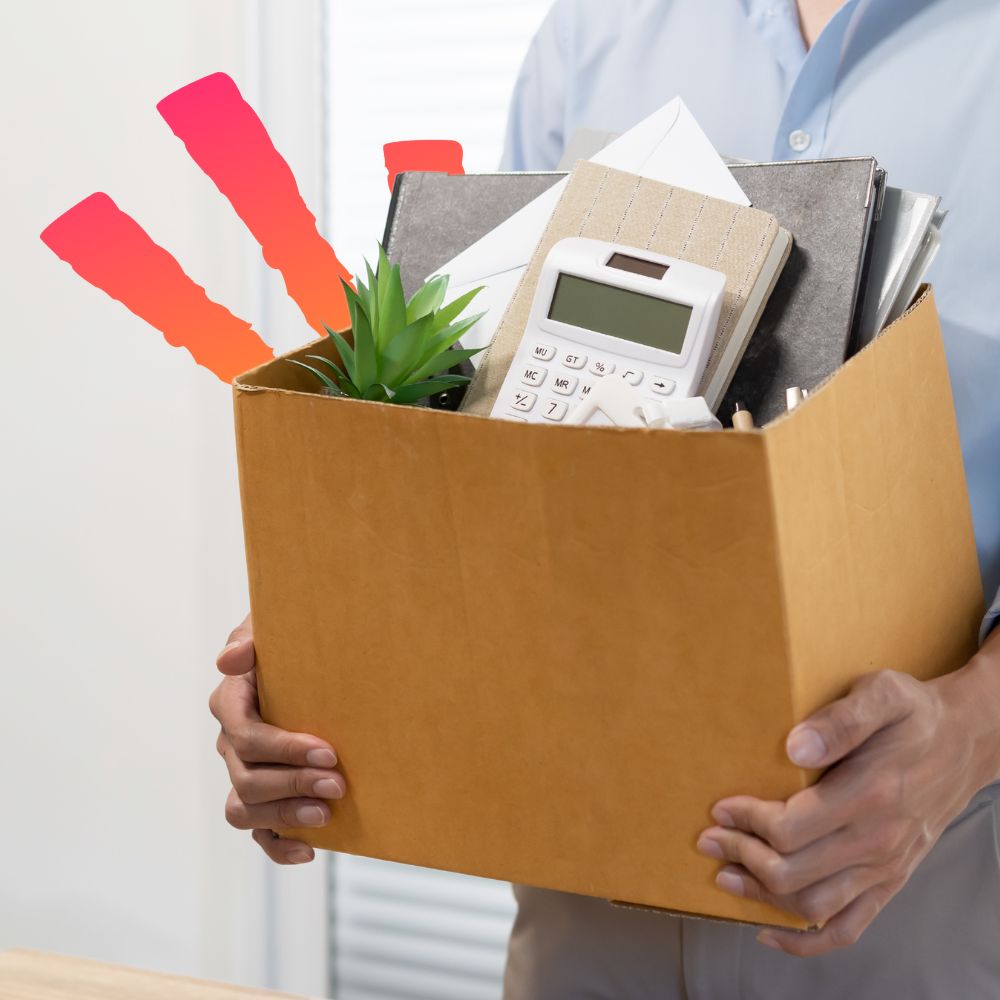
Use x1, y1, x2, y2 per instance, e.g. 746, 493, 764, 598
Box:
233, 287, 982, 928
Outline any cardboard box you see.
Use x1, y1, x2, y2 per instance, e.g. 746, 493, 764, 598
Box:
233, 288, 982, 928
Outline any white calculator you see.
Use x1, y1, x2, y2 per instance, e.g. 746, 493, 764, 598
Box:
490, 238, 727, 424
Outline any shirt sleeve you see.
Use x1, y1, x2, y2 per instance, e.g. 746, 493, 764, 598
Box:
498, 2, 572, 171
980, 588, 1000, 645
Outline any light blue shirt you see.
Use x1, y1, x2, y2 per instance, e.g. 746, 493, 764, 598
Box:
500, 0, 1000, 613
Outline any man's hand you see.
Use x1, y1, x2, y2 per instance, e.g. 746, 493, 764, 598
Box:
696, 638, 1000, 957
210, 614, 346, 864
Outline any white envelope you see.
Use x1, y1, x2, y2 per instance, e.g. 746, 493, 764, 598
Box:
436, 98, 751, 357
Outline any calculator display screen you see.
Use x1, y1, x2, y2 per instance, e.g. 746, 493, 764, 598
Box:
548, 273, 693, 354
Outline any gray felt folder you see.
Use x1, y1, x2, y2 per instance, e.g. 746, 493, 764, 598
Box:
384, 158, 883, 424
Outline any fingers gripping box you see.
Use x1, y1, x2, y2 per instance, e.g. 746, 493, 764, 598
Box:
232, 288, 982, 928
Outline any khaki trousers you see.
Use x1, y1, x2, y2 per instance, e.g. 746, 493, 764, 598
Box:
503, 785, 1000, 999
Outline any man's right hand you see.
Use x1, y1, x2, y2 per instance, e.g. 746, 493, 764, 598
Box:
209, 614, 346, 864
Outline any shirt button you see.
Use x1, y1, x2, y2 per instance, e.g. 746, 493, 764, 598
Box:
788, 129, 811, 152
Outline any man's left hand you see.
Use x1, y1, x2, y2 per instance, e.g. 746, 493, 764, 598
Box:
696, 646, 1000, 958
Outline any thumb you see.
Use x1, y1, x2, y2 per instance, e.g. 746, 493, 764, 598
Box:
786, 671, 912, 769
216, 613, 255, 676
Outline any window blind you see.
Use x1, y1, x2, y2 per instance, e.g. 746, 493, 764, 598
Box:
324, 0, 552, 277
329, 857, 518, 1000
323, 4, 551, 997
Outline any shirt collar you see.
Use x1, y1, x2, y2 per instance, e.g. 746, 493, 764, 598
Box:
740, 0, 876, 81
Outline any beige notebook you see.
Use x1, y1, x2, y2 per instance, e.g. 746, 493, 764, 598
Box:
463, 161, 792, 416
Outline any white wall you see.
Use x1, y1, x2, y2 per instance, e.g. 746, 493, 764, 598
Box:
0, 1, 327, 993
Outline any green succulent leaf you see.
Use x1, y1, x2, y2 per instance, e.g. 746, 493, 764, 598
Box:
419, 312, 487, 363
390, 378, 469, 406
339, 278, 360, 335
405, 274, 449, 324
362, 382, 397, 401
352, 307, 378, 391
377, 313, 435, 384
375, 246, 392, 323
378, 267, 407, 349
304, 354, 349, 385
361, 260, 378, 328
429, 286, 484, 332
287, 359, 344, 395
404, 347, 483, 384
325, 326, 358, 385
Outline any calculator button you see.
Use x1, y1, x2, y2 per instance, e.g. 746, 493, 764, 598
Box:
621, 369, 644, 387
579, 383, 594, 398
589, 359, 615, 377
563, 352, 587, 370
511, 391, 537, 412
650, 377, 676, 395
542, 399, 569, 422
551, 374, 579, 396
531, 344, 556, 362
521, 367, 547, 388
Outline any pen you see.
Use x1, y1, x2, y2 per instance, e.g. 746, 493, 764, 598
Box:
731, 402, 755, 431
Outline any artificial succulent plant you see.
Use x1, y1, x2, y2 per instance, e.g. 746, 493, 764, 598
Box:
290, 246, 485, 405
